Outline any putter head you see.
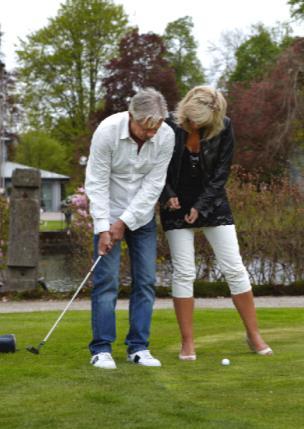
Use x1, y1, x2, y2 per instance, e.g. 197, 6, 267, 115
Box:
26, 345, 40, 355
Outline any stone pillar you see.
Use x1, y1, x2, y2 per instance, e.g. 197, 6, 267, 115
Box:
4, 169, 41, 291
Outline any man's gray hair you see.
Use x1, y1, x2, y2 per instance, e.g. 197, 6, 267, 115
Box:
129, 87, 168, 125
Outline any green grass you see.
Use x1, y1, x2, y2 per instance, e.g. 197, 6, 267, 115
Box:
39, 220, 66, 232
0, 308, 303, 429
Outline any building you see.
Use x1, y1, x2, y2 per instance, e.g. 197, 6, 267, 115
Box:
3, 161, 70, 212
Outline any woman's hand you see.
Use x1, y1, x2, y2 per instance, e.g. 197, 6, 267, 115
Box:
184, 208, 199, 224
167, 197, 181, 211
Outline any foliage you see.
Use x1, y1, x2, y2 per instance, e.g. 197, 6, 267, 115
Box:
65, 167, 304, 287
228, 23, 293, 85
208, 23, 293, 89
67, 187, 131, 280
0, 33, 19, 149
16, 0, 128, 136
228, 38, 304, 176
1, 309, 304, 428
207, 29, 246, 88
163, 16, 205, 97
288, 0, 304, 19
0, 195, 9, 270
15, 130, 70, 174
194, 167, 304, 285
97, 29, 179, 120
68, 187, 94, 274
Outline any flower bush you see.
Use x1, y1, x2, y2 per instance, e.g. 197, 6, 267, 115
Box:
68, 187, 128, 279
65, 172, 304, 286
68, 187, 94, 274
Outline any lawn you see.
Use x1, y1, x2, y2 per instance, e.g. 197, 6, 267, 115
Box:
0, 308, 303, 429
39, 220, 66, 232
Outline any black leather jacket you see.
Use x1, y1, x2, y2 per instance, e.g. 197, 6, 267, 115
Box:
160, 116, 235, 227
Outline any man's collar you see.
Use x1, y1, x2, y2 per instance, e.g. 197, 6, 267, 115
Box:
120, 112, 130, 140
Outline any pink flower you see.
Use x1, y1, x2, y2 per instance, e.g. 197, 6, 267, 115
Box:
77, 209, 88, 217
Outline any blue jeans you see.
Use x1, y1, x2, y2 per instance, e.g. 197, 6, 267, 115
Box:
89, 218, 157, 355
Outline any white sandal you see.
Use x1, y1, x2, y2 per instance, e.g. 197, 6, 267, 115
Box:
246, 337, 273, 356
179, 353, 197, 361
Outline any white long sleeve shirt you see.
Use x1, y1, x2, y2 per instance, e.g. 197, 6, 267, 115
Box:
85, 111, 175, 234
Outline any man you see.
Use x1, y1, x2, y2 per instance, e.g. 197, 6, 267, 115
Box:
85, 88, 174, 369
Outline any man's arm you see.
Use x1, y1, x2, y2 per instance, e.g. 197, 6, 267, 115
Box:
85, 127, 112, 234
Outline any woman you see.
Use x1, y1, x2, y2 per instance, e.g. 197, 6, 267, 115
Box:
160, 86, 272, 360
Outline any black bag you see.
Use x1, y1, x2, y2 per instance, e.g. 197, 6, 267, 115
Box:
0, 334, 16, 353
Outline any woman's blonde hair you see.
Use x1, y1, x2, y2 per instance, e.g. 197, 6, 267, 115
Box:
175, 86, 227, 139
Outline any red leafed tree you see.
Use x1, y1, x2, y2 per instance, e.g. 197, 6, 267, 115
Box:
228, 37, 304, 178
94, 29, 179, 123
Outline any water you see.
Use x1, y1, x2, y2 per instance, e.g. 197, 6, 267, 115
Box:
39, 254, 300, 292
39, 254, 81, 292
38, 254, 172, 292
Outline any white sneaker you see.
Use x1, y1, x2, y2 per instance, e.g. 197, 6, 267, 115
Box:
90, 352, 117, 369
127, 350, 161, 367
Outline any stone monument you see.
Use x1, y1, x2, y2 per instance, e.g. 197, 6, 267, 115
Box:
4, 168, 41, 291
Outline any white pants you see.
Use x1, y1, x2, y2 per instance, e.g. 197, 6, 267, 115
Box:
166, 225, 251, 298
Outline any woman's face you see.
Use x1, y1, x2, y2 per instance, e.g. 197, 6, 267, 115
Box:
188, 119, 201, 131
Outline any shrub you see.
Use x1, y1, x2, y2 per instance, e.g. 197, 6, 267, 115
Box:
64, 171, 304, 287
189, 168, 304, 285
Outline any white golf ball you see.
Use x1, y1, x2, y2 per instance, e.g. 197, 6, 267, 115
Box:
221, 358, 230, 366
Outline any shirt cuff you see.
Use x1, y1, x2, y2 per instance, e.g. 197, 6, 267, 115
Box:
119, 210, 137, 231
94, 219, 110, 235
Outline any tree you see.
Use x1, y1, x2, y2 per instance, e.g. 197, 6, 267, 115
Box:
207, 28, 246, 88
99, 29, 179, 118
163, 16, 205, 97
15, 131, 70, 174
288, 0, 304, 19
228, 38, 304, 178
0, 31, 19, 175
16, 0, 128, 137
229, 23, 293, 84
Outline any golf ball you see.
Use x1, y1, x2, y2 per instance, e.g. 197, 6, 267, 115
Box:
221, 358, 230, 366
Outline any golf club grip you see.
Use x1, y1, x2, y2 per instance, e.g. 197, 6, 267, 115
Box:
42, 255, 102, 343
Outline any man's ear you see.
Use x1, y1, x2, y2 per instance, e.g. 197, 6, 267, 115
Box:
129, 112, 133, 120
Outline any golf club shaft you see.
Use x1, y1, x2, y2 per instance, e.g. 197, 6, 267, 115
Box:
41, 255, 102, 344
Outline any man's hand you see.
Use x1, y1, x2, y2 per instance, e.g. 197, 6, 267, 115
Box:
184, 208, 199, 224
98, 231, 113, 255
110, 219, 126, 244
167, 197, 181, 211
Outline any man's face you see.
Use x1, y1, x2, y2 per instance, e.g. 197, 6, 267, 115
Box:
129, 116, 163, 142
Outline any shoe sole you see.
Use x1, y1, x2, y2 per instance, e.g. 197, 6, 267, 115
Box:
127, 358, 161, 367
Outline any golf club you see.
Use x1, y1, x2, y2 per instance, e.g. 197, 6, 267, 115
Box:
26, 255, 102, 355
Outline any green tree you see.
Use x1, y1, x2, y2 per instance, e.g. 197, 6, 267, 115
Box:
163, 16, 205, 97
16, 0, 128, 137
288, 0, 304, 19
229, 23, 293, 84
15, 131, 70, 174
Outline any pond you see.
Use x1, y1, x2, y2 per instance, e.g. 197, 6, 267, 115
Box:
38, 254, 172, 292
39, 253, 299, 293
39, 254, 82, 292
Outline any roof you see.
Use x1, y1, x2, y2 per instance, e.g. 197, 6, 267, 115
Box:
3, 161, 70, 181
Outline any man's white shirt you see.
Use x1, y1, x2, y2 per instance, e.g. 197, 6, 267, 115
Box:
85, 112, 175, 234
